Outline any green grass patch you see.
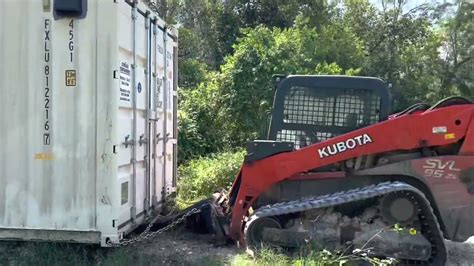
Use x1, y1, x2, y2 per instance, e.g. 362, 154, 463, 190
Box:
229, 246, 396, 266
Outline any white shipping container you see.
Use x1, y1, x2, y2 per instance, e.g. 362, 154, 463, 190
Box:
0, 0, 178, 246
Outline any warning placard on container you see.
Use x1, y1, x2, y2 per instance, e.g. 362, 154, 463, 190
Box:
119, 60, 131, 102
65, 70, 76, 86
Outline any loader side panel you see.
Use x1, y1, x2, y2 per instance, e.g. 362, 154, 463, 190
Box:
348, 156, 474, 241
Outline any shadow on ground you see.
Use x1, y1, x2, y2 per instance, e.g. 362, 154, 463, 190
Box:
0, 228, 236, 266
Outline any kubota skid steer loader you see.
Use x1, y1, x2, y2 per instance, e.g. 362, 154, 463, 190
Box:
183, 75, 474, 265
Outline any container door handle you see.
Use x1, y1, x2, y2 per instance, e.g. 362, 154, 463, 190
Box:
139, 134, 148, 146
123, 134, 134, 148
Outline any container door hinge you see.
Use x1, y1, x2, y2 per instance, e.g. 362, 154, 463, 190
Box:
145, 16, 150, 29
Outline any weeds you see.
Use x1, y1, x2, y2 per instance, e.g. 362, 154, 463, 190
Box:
231, 244, 396, 266
177, 149, 245, 203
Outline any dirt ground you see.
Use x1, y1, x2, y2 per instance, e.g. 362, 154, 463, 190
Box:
0, 229, 473, 265
0, 228, 238, 266
446, 238, 474, 266
118, 228, 238, 265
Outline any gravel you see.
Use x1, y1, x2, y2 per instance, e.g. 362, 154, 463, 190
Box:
446, 238, 474, 266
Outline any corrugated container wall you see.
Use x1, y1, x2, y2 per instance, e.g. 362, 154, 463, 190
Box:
0, 0, 178, 246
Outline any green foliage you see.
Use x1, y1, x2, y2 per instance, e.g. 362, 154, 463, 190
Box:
340, 0, 441, 108
177, 23, 364, 160
231, 0, 332, 29
231, 246, 396, 266
438, 0, 474, 98
158, 0, 474, 161
178, 59, 208, 89
181, 24, 362, 153
177, 149, 245, 201
177, 71, 228, 163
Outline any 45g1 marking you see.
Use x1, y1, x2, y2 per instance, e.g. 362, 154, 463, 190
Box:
69, 19, 74, 62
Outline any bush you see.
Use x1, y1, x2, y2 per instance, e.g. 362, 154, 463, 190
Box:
177, 149, 246, 202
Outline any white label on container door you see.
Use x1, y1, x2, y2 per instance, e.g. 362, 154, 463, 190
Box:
156, 77, 163, 108
119, 60, 131, 102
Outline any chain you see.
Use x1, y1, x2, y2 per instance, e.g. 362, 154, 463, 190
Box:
109, 207, 202, 247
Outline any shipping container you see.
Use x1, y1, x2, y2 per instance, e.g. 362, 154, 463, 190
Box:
0, 0, 178, 246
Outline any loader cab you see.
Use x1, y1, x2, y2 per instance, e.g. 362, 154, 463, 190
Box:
266, 75, 392, 149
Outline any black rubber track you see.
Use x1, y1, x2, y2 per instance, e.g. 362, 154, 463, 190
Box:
244, 182, 447, 265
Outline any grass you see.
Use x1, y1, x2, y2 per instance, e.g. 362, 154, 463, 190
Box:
229, 246, 396, 266
0, 242, 162, 265
0, 237, 397, 266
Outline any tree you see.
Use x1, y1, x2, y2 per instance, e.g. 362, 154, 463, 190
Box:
178, 24, 364, 157
152, 0, 335, 89
230, 0, 331, 29
159, 0, 473, 162
439, 0, 473, 98
340, 0, 447, 108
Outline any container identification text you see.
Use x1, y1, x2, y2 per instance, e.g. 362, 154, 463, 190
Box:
43, 19, 51, 145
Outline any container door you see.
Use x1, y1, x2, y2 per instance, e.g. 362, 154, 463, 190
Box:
150, 21, 177, 207
150, 23, 162, 207
164, 33, 178, 194
117, 1, 152, 225
151, 25, 166, 206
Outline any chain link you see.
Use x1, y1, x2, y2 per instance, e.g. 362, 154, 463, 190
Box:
108, 207, 203, 247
